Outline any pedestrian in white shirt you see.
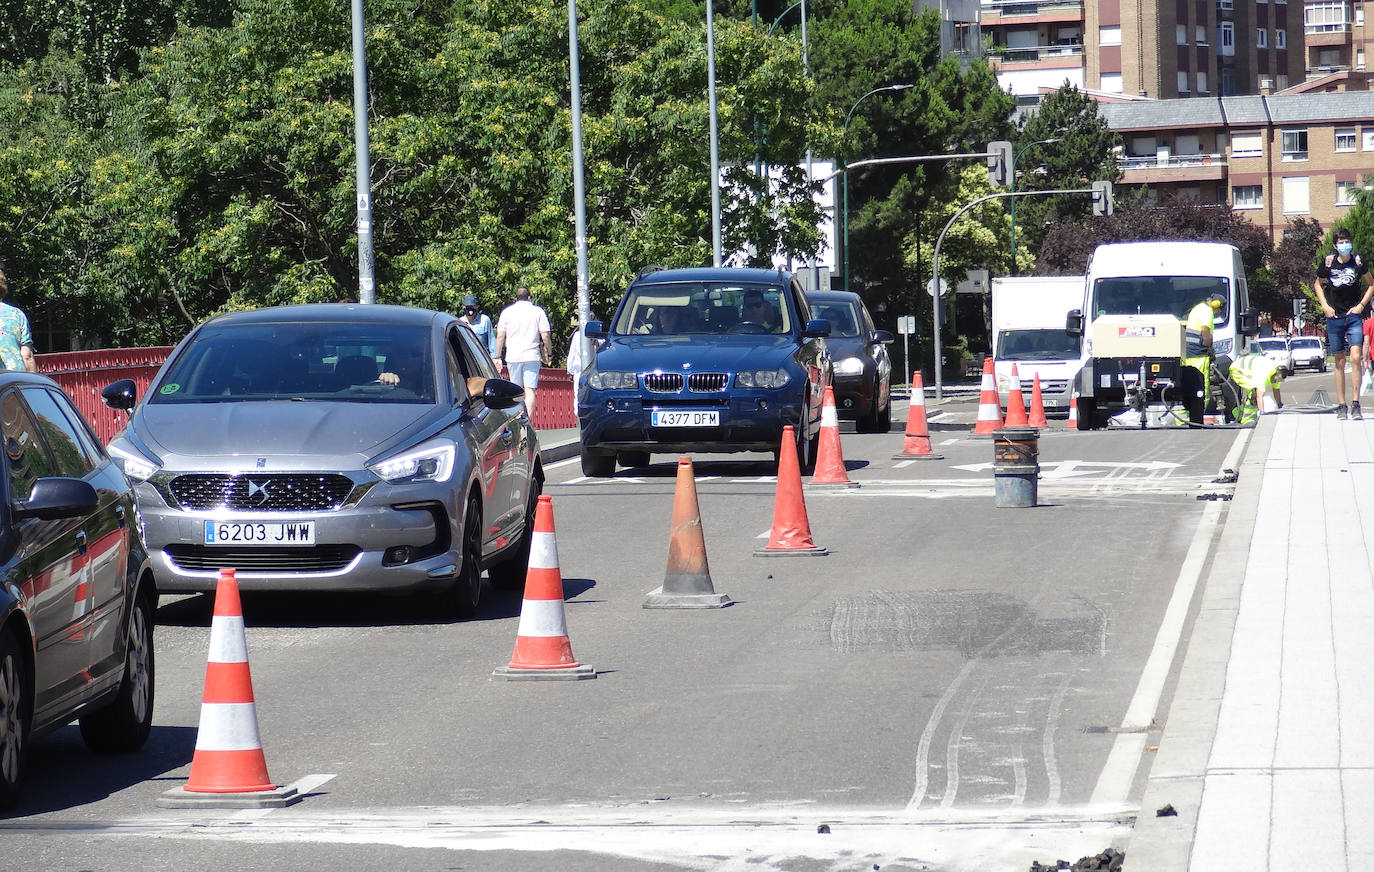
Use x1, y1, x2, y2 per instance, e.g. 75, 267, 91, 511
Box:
494, 286, 552, 422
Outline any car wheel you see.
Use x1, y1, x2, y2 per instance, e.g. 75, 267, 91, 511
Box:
440, 495, 484, 620
0, 629, 28, 809
855, 402, 880, 433
617, 450, 650, 468
794, 403, 818, 475
1076, 395, 1097, 431
488, 477, 541, 592
877, 400, 892, 433
580, 445, 616, 477
79, 588, 155, 754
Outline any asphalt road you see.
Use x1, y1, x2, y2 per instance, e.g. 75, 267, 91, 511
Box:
0, 391, 1271, 872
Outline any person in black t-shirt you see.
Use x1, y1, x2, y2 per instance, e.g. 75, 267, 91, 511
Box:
1316, 227, 1374, 419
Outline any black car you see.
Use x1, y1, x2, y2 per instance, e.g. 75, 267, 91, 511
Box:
805, 290, 894, 432
578, 267, 831, 475
0, 373, 157, 808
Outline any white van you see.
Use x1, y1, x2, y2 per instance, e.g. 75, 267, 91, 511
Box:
991, 276, 1085, 412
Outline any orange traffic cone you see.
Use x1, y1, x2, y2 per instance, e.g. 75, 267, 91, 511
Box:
494, 496, 595, 679
1067, 391, 1079, 428
811, 385, 857, 487
755, 425, 827, 556
645, 458, 731, 608
160, 569, 300, 808
972, 358, 1004, 436
1028, 373, 1048, 427
1004, 364, 1029, 427
894, 371, 943, 460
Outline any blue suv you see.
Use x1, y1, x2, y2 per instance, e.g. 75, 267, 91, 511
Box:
577, 267, 831, 476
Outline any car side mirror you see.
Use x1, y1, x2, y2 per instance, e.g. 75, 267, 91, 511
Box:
871, 329, 894, 345
803, 318, 831, 338
584, 321, 608, 340
1239, 307, 1260, 337
13, 478, 99, 522
1066, 309, 1084, 337
481, 377, 526, 410
102, 379, 137, 412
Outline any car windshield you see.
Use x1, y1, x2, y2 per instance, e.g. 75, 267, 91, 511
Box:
1092, 276, 1230, 320
1292, 338, 1322, 349
612, 281, 792, 335
997, 329, 1080, 361
1255, 339, 1287, 352
150, 322, 435, 404
810, 302, 862, 338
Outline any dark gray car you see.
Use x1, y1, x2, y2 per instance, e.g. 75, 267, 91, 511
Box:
101, 304, 542, 618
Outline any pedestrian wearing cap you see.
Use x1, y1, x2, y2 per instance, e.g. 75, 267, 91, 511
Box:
458, 294, 497, 357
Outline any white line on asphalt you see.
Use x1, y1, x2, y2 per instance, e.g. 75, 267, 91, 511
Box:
1088, 427, 1252, 808
938, 438, 958, 446
894, 460, 915, 469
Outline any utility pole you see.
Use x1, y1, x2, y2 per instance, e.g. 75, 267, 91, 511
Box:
350, 0, 375, 303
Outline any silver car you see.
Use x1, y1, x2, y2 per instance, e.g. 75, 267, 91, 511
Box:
100, 304, 542, 618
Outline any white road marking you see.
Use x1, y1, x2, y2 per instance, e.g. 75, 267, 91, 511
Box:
1088, 427, 1252, 807
951, 460, 1181, 474
938, 438, 958, 446
893, 460, 915, 469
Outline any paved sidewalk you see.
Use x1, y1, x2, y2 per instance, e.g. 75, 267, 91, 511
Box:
1129, 410, 1374, 869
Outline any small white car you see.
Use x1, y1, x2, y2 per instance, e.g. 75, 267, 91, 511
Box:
1252, 337, 1294, 376
1288, 336, 1328, 372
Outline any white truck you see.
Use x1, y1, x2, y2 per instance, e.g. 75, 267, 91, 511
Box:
1066, 240, 1259, 429
991, 275, 1086, 413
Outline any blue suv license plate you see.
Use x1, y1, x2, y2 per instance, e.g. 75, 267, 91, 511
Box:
652, 410, 720, 427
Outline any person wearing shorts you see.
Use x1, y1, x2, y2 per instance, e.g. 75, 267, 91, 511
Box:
1316, 227, 1374, 420
494, 286, 551, 422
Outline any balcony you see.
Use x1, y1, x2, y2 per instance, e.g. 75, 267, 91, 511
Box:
988, 43, 1085, 65
1119, 153, 1229, 183
981, 0, 1083, 24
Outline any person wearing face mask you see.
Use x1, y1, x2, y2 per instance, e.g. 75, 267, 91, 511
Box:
1316, 227, 1374, 420
458, 294, 497, 358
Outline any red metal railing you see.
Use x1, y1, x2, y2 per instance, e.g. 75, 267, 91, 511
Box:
35, 349, 578, 444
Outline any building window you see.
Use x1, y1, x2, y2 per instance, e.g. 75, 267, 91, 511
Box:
1232, 131, 1263, 156
1305, 1, 1350, 31
1282, 176, 1310, 213
1365, 129, 1374, 151
1178, 24, 1188, 44
1337, 128, 1357, 151
1219, 22, 1235, 54
1233, 185, 1264, 208
1100, 26, 1122, 45
1197, 25, 1208, 43
1359, 49, 1366, 70
1281, 128, 1308, 160
1178, 71, 1191, 93
1359, 7, 1366, 25
1197, 71, 1208, 92
1337, 181, 1358, 205
1277, 29, 1287, 48
1221, 67, 1238, 95
1101, 72, 1124, 93
1257, 28, 1268, 47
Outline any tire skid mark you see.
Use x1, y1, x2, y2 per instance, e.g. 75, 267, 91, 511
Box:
940, 673, 992, 809
1043, 672, 1074, 807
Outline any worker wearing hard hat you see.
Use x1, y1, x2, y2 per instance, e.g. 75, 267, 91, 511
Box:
1183, 292, 1226, 423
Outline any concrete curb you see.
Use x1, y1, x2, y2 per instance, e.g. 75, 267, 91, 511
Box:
1123, 415, 1276, 870
538, 437, 582, 465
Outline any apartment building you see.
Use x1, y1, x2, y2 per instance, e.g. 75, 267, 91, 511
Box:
1096, 91, 1374, 240
984, 0, 1304, 100
1303, 0, 1373, 76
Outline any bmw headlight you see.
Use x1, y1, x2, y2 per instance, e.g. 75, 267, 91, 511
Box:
834, 357, 865, 376
368, 443, 456, 484
588, 370, 638, 390
737, 368, 790, 389
1214, 338, 1233, 356
109, 443, 161, 482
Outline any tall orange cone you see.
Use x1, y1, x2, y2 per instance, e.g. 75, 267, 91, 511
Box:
811, 385, 858, 487
972, 358, 1004, 436
1067, 391, 1079, 428
1003, 364, 1029, 427
160, 568, 300, 808
893, 371, 943, 460
494, 496, 595, 679
645, 458, 731, 608
1027, 373, 1049, 427
755, 425, 828, 556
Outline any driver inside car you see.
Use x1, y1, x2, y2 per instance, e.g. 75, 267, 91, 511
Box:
739, 291, 778, 331
378, 346, 426, 391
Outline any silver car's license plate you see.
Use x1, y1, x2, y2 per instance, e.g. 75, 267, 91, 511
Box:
204, 520, 316, 546
652, 409, 720, 427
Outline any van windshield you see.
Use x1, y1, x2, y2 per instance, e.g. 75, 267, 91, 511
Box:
997, 329, 1080, 361
1092, 276, 1230, 321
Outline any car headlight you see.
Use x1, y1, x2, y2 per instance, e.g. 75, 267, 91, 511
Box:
588, 370, 637, 390
368, 443, 456, 484
834, 357, 865, 376
736, 368, 790, 389
109, 444, 161, 482
1214, 338, 1233, 356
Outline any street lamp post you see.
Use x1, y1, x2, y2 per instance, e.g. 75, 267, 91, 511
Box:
350, 0, 375, 303
1008, 136, 1061, 272
707, 0, 722, 266
842, 84, 913, 290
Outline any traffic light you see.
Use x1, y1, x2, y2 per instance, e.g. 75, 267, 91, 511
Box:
1092, 179, 1114, 216
987, 140, 1012, 187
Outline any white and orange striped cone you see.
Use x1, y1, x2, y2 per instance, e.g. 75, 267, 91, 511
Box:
811, 385, 857, 487
160, 568, 300, 808
1003, 364, 1029, 427
1067, 391, 1079, 427
1027, 373, 1049, 427
894, 371, 943, 460
972, 357, 1004, 436
494, 496, 595, 680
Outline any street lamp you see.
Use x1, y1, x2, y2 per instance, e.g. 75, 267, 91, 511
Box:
707, 0, 722, 266
842, 84, 913, 290
1008, 136, 1061, 272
